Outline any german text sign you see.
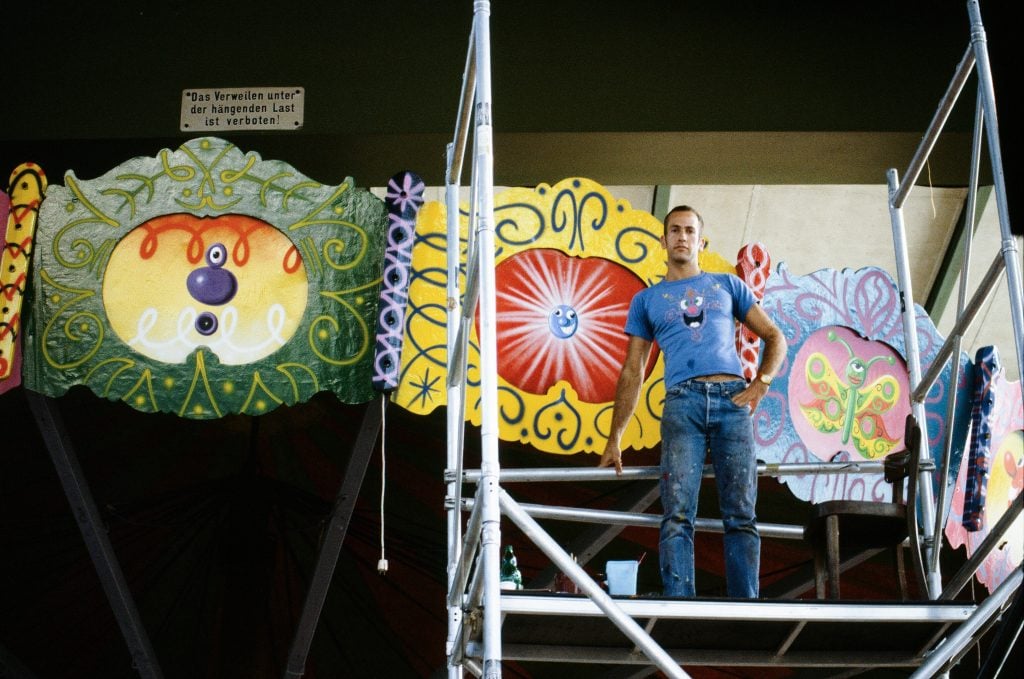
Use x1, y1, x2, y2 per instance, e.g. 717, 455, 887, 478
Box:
180, 87, 304, 132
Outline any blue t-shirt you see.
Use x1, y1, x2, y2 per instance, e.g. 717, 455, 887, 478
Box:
624, 272, 756, 389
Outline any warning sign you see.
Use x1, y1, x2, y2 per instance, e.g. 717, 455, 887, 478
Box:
180, 87, 304, 132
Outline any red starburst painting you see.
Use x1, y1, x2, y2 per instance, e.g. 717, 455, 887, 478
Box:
489, 248, 656, 404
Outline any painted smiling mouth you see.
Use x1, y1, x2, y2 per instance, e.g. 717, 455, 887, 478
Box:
683, 309, 704, 327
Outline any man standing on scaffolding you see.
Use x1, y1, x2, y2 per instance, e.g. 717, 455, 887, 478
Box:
599, 205, 787, 598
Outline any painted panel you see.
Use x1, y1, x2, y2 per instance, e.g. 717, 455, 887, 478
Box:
23, 138, 386, 417
1, 163, 46, 394
754, 263, 972, 504
945, 360, 1023, 593
372, 171, 424, 393
394, 177, 736, 455
734, 242, 770, 380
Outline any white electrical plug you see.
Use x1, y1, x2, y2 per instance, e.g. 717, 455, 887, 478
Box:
377, 558, 389, 574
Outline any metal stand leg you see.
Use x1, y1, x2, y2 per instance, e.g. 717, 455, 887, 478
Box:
26, 391, 163, 679
284, 399, 383, 678
825, 515, 841, 600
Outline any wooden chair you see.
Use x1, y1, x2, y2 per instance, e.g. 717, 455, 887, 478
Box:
804, 415, 927, 600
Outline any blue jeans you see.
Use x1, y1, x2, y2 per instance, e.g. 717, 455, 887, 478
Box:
659, 379, 760, 598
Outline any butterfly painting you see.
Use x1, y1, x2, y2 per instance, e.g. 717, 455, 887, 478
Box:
797, 328, 905, 459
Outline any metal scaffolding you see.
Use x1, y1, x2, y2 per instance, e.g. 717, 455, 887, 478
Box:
886, 0, 1024, 604
443, 1, 1023, 677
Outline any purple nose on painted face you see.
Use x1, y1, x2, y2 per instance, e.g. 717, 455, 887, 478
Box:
186, 243, 238, 306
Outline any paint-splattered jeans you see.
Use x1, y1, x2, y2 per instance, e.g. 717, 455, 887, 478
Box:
659, 379, 760, 598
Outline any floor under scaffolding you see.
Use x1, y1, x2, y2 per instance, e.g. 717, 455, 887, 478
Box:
477, 593, 978, 672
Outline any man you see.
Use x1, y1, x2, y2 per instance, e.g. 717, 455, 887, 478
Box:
598, 205, 787, 598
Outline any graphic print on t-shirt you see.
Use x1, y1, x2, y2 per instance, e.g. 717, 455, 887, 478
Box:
662, 281, 725, 342
680, 288, 704, 328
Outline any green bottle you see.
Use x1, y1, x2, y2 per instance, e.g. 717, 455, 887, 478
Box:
500, 545, 523, 590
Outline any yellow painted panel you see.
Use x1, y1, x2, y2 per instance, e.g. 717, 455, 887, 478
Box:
395, 178, 736, 455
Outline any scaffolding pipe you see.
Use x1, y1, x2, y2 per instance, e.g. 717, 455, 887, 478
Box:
445, 20, 478, 677
913, 250, 1005, 404
464, 498, 805, 539
446, 27, 477, 187
448, 488, 485, 608
911, 567, 1022, 678
465, 3, 504, 677
449, 615, 468, 668
930, 86, 985, 578
448, 161, 481, 391
446, 21, 481, 390
445, 8, 485, 678
499, 489, 690, 679
968, 0, 1024, 382
940, 494, 1023, 600
459, 460, 890, 484
445, 142, 466, 679
449, 259, 480, 391
467, 547, 486, 611
890, 44, 975, 210
463, 658, 484, 678
888, 168, 941, 599
449, 136, 484, 392
442, 134, 468, 679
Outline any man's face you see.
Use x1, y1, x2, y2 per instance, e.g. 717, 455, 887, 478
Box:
661, 210, 703, 266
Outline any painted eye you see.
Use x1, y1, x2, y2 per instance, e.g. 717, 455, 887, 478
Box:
195, 311, 218, 336
206, 243, 227, 268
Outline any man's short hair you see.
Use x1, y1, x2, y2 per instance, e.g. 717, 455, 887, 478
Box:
663, 205, 704, 233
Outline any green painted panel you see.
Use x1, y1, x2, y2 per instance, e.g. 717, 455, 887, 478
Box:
23, 137, 386, 417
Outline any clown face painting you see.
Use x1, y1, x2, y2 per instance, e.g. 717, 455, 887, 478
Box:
103, 214, 308, 366
25, 138, 386, 417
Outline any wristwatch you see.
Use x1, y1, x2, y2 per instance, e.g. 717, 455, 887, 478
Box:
757, 373, 773, 386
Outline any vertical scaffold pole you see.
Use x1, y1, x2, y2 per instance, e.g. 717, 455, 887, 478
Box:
445, 144, 465, 679
931, 88, 984, 578
469, 2, 503, 677
887, 168, 941, 599
968, 0, 1024, 381
445, 11, 477, 673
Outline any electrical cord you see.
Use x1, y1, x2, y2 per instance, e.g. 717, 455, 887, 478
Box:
377, 393, 389, 575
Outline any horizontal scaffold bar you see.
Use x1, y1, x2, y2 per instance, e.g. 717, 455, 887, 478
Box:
497, 594, 975, 623
459, 497, 805, 540
454, 460, 908, 484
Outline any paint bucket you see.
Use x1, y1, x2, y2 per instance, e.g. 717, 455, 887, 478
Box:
605, 560, 639, 596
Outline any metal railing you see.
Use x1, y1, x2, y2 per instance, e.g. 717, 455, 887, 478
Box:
886, 0, 1024, 607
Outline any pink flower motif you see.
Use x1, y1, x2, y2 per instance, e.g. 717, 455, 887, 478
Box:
385, 173, 425, 214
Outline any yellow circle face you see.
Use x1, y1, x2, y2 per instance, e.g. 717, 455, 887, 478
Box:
103, 213, 308, 365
